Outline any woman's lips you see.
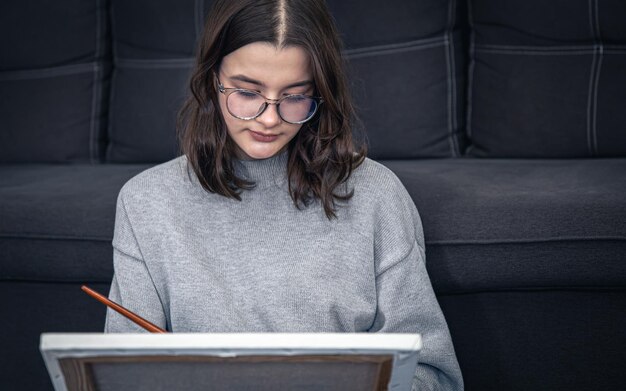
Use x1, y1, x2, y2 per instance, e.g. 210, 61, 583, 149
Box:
249, 130, 279, 142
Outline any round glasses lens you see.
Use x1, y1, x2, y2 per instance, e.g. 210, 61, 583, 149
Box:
279, 95, 317, 123
227, 90, 265, 119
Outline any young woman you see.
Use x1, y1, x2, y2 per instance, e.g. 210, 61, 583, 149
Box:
105, 0, 463, 389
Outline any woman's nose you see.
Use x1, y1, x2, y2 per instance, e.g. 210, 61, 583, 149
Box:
255, 103, 282, 128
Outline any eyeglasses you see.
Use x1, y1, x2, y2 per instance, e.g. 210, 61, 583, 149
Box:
217, 80, 323, 124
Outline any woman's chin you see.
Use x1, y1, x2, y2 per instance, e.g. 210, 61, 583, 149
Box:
237, 146, 282, 161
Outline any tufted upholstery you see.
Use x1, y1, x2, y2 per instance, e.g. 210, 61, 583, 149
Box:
467, 0, 626, 157
1, 1, 625, 390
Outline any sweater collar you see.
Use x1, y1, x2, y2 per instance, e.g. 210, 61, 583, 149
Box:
235, 150, 289, 187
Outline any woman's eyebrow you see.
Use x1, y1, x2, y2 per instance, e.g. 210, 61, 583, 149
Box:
230, 74, 264, 86
229, 74, 313, 89
284, 80, 313, 89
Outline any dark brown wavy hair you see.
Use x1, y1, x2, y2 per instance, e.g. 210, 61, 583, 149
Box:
177, 0, 366, 219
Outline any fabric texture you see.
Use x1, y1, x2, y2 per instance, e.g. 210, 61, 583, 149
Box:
0, 281, 112, 391
381, 158, 626, 294
331, 0, 467, 159
467, 0, 626, 157
105, 0, 197, 162
0, 164, 151, 282
104, 152, 463, 390
438, 289, 626, 390
0, 0, 109, 163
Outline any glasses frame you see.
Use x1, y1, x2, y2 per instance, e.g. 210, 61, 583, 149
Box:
216, 79, 323, 125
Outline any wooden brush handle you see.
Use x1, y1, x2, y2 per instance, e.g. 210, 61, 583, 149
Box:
81, 285, 167, 333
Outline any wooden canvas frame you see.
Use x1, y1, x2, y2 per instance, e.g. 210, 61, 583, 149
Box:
41, 333, 421, 391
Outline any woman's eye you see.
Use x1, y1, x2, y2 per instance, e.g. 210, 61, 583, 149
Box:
285, 95, 307, 103
237, 90, 259, 99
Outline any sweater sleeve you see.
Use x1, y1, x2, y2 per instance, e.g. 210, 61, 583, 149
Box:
104, 188, 167, 333
368, 171, 464, 391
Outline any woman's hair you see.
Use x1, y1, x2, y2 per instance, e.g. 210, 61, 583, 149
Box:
177, 0, 366, 219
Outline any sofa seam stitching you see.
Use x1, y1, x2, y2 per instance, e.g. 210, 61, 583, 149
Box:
427, 236, 626, 245
0, 63, 94, 81
0, 234, 111, 241
474, 48, 607, 55
438, 286, 626, 296
106, 0, 119, 162
465, 0, 475, 147
445, 0, 459, 157
90, 0, 103, 164
474, 44, 626, 53
592, 0, 602, 156
116, 58, 195, 69
343, 37, 445, 59
586, 0, 602, 157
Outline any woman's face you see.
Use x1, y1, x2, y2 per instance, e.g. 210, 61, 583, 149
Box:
217, 42, 313, 160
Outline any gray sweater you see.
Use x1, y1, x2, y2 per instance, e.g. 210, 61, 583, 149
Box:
104, 151, 463, 390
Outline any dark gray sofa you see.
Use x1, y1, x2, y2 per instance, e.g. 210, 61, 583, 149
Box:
1, 1, 625, 390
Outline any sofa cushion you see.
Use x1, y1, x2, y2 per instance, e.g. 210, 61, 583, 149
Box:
107, 62, 190, 162
0, 164, 151, 282
4, 159, 625, 295
382, 158, 626, 293
0, 0, 110, 163
329, 0, 467, 158
467, 0, 626, 157
105, 0, 198, 163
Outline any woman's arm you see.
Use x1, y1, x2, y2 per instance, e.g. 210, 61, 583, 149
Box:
371, 242, 463, 390
368, 169, 464, 390
104, 189, 167, 332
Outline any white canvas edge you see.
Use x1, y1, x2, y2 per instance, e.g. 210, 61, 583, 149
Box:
40, 333, 421, 391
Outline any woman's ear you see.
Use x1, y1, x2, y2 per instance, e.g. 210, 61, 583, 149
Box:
212, 70, 226, 96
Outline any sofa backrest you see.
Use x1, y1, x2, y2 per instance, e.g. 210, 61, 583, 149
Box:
0, 0, 467, 163
107, 0, 469, 162
331, 0, 467, 159
105, 0, 198, 163
466, 0, 626, 157
0, 0, 109, 163
1, 0, 624, 164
